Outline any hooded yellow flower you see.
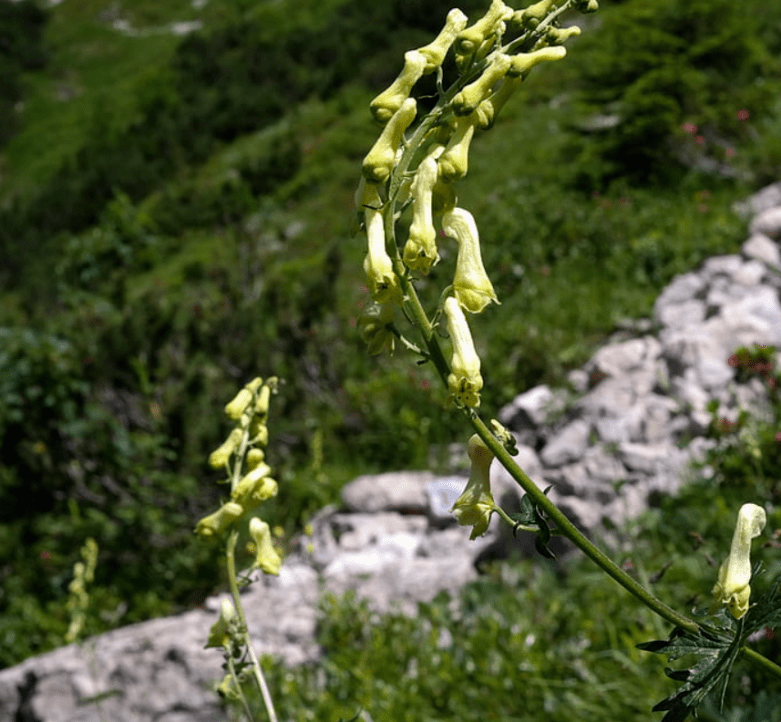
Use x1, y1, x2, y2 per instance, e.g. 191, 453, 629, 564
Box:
712, 503, 767, 619
450, 434, 496, 539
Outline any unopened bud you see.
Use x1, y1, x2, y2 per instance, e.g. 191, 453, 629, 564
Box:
474, 76, 522, 129
225, 377, 263, 420
507, 46, 567, 77
452, 53, 511, 116
209, 427, 244, 469
444, 296, 483, 407
512, 0, 558, 30
403, 149, 442, 274
362, 98, 417, 184
195, 501, 244, 539
438, 115, 477, 182
249, 517, 283, 576
417, 8, 468, 73
370, 51, 427, 123
363, 184, 403, 304
455, 0, 512, 62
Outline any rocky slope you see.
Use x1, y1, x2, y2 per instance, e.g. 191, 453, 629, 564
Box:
2, 182, 780, 722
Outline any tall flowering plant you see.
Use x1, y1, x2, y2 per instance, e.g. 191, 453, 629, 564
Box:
355, 1, 781, 718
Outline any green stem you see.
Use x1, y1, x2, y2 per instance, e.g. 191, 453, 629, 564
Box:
741, 646, 781, 679
226, 531, 279, 722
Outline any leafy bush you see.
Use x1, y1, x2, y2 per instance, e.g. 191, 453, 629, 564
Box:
0, 0, 47, 146
562, 0, 781, 190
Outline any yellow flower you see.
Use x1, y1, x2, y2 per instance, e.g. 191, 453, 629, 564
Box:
438, 115, 476, 183
206, 598, 239, 649
455, 0, 512, 68
403, 150, 442, 274
370, 50, 427, 123
362, 97, 417, 184
231, 465, 277, 509
452, 53, 511, 116
443, 207, 498, 314
363, 185, 403, 304
507, 46, 567, 78
474, 76, 523, 130
450, 434, 496, 539
712, 503, 767, 619
443, 296, 483, 407
195, 501, 244, 539
416, 8, 468, 73
249, 517, 283, 576
208, 428, 244, 469
224, 377, 263, 420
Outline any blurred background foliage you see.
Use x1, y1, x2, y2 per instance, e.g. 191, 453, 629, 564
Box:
0, 0, 780, 687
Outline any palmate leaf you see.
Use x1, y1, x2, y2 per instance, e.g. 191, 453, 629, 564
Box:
637, 609, 741, 721
508, 488, 556, 559
743, 569, 781, 635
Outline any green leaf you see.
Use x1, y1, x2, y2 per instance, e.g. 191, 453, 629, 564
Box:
638, 617, 743, 721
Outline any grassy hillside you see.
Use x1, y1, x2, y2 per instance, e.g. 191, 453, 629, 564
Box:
1, 0, 780, 696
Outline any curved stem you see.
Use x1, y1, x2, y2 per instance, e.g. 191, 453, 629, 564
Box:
226, 531, 279, 722
741, 646, 781, 679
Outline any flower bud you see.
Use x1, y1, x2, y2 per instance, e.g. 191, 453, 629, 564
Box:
403, 150, 442, 274
249, 517, 283, 576
507, 46, 567, 77
443, 207, 498, 313
358, 301, 396, 355
362, 98, 417, 184
544, 25, 581, 45
195, 501, 244, 539
249, 418, 268, 446
246, 447, 265, 469
712, 503, 766, 619
452, 53, 511, 116
206, 598, 240, 650
254, 383, 271, 419
224, 377, 263, 420
370, 51, 427, 123
209, 427, 244, 469
511, 0, 558, 30
450, 434, 496, 539
444, 296, 483, 407
417, 8, 468, 73
232, 466, 277, 509
438, 115, 476, 183
455, 0, 512, 64
363, 185, 403, 304
474, 76, 522, 129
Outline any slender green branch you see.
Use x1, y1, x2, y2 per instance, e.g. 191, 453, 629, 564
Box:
226, 531, 279, 722
741, 646, 781, 680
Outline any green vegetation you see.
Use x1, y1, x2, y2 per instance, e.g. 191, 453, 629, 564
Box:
0, 6, 779, 718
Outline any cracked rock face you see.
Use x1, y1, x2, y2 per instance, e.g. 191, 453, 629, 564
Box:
3, 181, 781, 721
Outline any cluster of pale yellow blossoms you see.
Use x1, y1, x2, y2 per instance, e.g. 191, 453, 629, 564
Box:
196, 377, 282, 576
356, 0, 595, 408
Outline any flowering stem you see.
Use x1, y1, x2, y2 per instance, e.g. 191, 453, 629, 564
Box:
226, 530, 279, 722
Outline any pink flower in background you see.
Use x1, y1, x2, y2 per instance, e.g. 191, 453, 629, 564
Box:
737, 109, 750, 120
682, 122, 698, 134
695, 135, 706, 145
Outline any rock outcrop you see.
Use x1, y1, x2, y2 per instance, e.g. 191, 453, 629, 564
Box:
2, 182, 780, 722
